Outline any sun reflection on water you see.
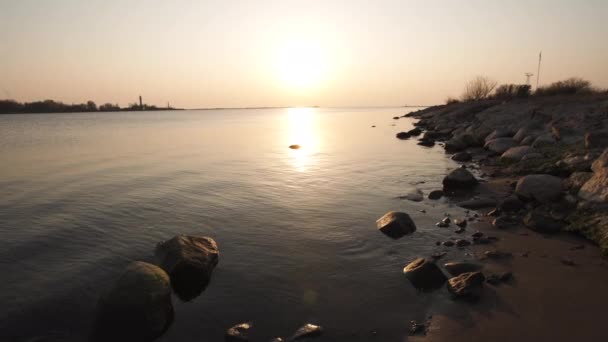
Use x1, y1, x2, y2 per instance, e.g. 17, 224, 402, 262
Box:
285, 107, 320, 172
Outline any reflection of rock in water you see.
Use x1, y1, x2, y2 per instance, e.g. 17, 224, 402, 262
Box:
155, 235, 219, 301
90, 261, 174, 342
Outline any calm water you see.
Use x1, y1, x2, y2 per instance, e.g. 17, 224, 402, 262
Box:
0, 108, 462, 341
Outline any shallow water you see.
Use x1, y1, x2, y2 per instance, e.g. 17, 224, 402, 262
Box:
0, 107, 462, 341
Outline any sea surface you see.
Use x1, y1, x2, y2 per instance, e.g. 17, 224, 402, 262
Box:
0, 107, 464, 341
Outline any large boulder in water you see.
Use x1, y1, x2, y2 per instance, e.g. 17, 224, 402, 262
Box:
484, 138, 518, 154
155, 235, 219, 301
443, 167, 478, 190
579, 149, 608, 202
376, 211, 417, 239
403, 258, 447, 290
91, 261, 173, 342
515, 174, 563, 203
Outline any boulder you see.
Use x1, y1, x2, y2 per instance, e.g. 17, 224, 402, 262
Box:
226, 323, 253, 342
408, 127, 423, 136
523, 207, 565, 233
521, 152, 543, 161
403, 258, 447, 290
584, 131, 608, 149
513, 128, 529, 143
443, 168, 478, 190
445, 134, 476, 152
485, 128, 513, 143
485, 138, 518, 154
498, 195, 525, 212
501, 146, 536, 162
447, 272, 485, 300
531, 133, 556, 148
428, 190, 444, 200
417, 139, 435, 147
396, 132, 411, 140
515, 174, 563, 203
520, 136, 536, 146
451, 152, 472, 162
292, 324, 323, 340
155, 235, 219, 301
91, 262, 173, 342
565, 172, 593, 193
444, 262, 482, 276
579, 149, 608, 202
376, 211, 417, 239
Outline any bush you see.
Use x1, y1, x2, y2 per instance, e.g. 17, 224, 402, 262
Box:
492, 84, 531, 100
535, 77, 595, 96
461, 76, 497, 101
445, 97, 460, 105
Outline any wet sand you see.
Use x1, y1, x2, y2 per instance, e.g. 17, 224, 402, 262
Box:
414, 178, 608, 342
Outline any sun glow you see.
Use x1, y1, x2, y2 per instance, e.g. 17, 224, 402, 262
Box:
276, 40, 327, 91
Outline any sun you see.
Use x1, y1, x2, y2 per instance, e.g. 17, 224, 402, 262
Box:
276, 40, 327, 91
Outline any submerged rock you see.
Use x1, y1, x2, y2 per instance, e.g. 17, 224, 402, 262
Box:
443, 167, 478, 190
408, 127, 423, 136
447, 272, 485, 300
398, 189, 424, 202
91, 262, 173, 342
515, 174, 563, 203
403, 258, 447, 290
376, 211, 417, 239
417, 139, 435, 147
155, 235, 219, 301
289, 144, 301, 149
291, 324, 323, 340
226, 322, 253, 342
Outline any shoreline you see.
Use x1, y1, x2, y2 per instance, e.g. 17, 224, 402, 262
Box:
400, 94, 608, 341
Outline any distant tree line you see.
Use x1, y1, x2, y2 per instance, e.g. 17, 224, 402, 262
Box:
0, 99, 179, 114
446, 76, 607, 104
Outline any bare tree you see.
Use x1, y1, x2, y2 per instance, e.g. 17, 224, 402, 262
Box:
461, 76, 498, 101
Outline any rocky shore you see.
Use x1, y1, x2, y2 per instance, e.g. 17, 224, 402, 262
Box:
392, 93, 608, 341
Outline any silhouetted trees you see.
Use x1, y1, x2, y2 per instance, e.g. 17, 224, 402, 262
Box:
0, 99, 179, 114
461, 76, 498, 101
492, 84, 531, 99
535, 77, 598, 96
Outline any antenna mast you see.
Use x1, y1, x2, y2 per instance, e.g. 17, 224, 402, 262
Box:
525, 72, 534, 85
536, 51, 542, 89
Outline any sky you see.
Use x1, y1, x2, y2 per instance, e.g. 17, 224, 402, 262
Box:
1, 0, 607, 108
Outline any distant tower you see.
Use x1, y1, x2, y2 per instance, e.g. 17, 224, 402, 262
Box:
139, 95, 143, 110
525, 72, 534, 85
